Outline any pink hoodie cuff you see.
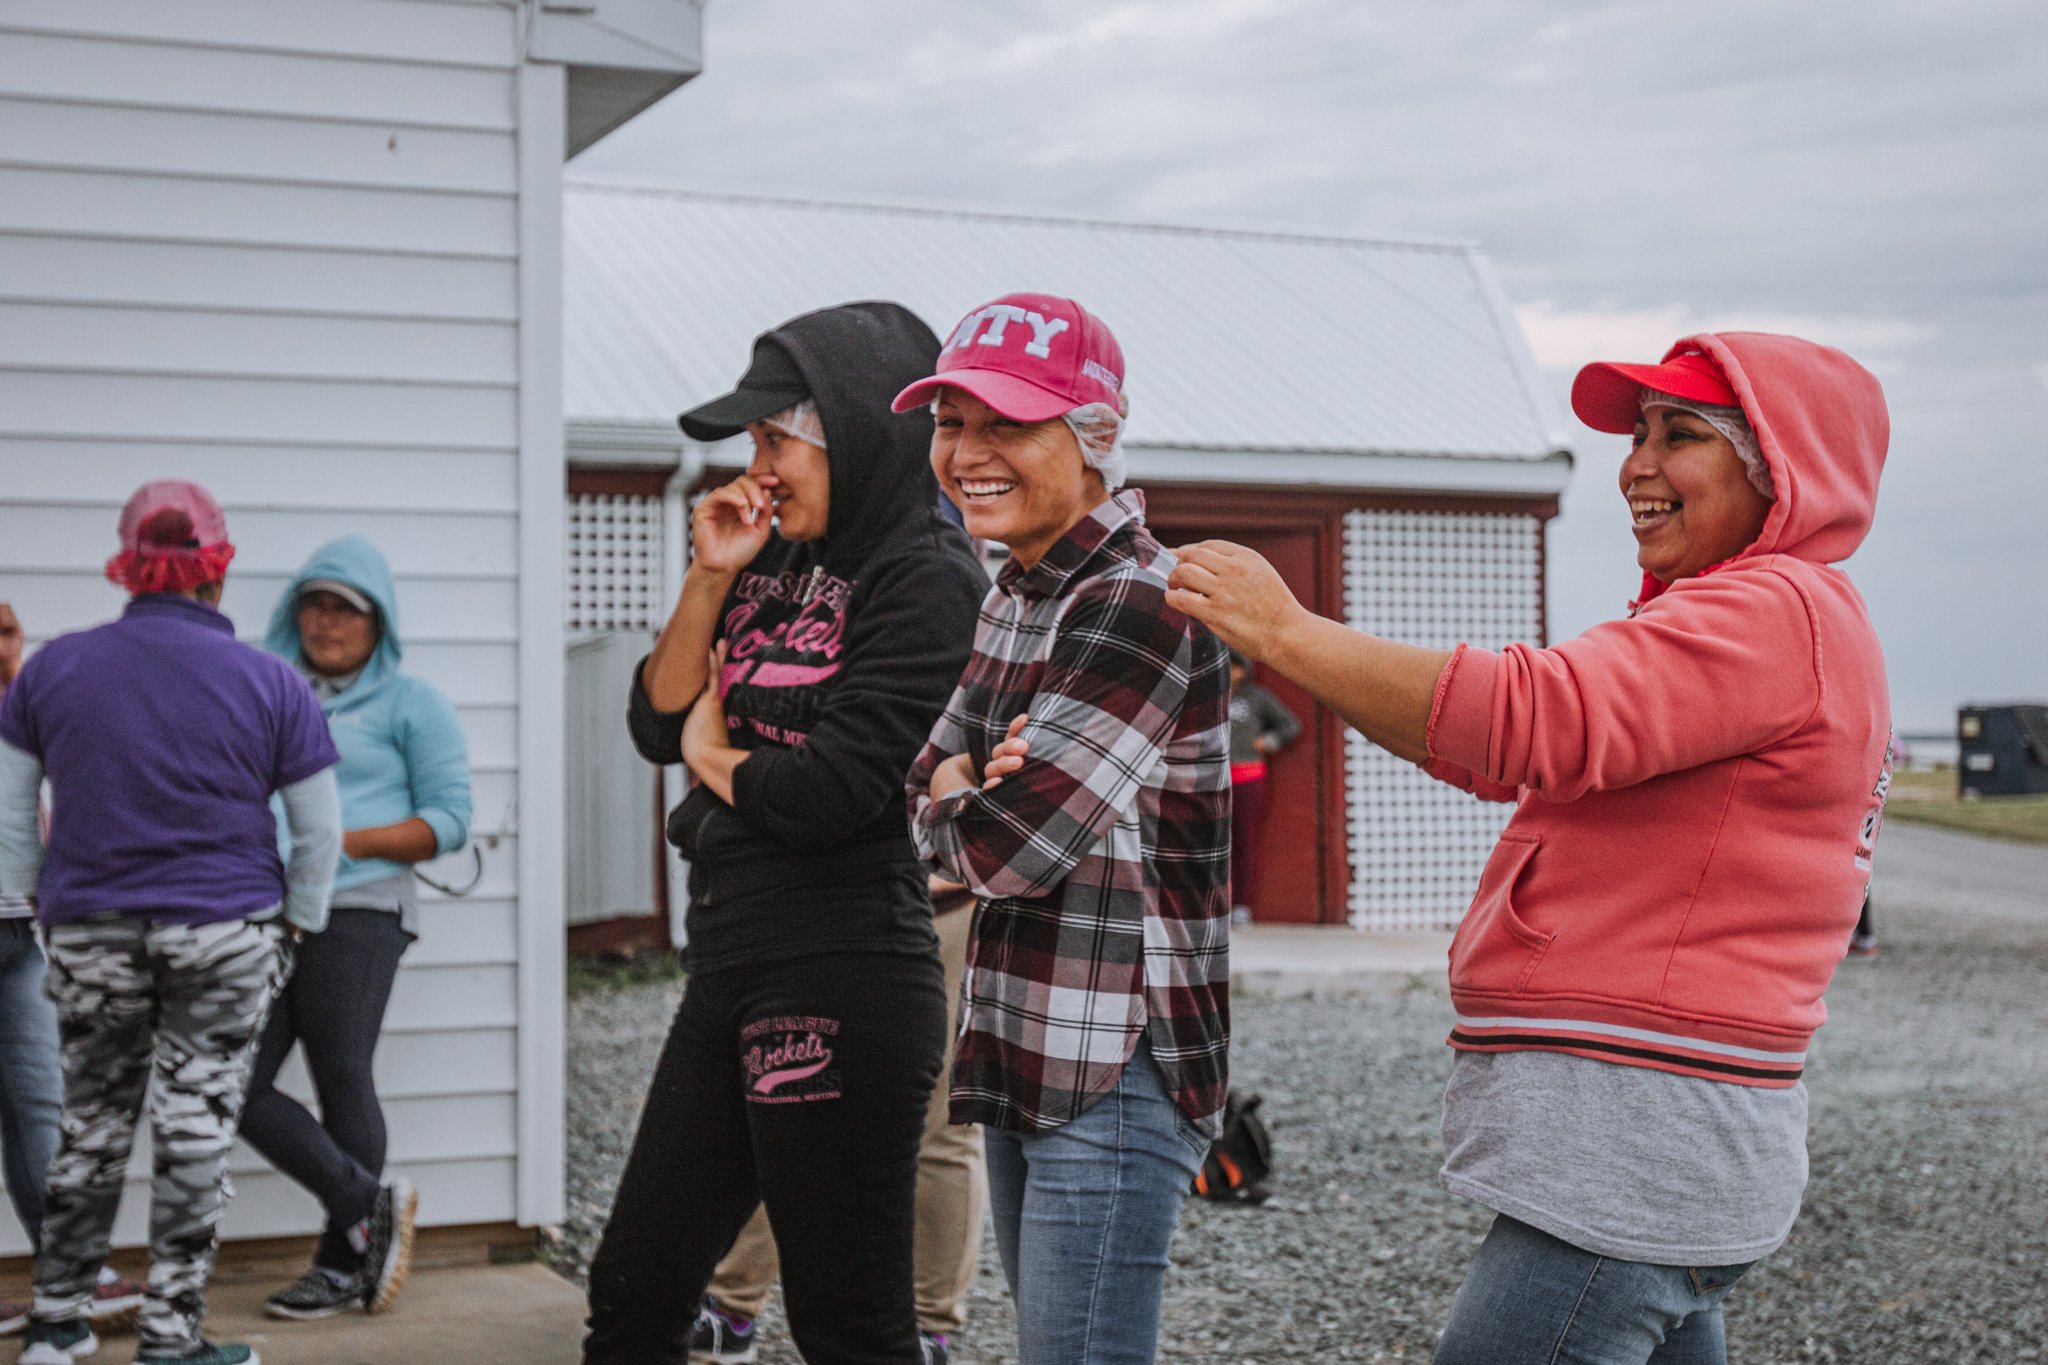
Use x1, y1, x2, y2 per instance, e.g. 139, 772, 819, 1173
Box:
1426, 642, 1502, 775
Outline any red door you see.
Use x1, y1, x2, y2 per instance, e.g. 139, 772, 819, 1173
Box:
1145, 492, 1349, 924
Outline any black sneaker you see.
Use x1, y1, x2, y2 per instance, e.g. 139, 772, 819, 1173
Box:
135, 1342, 258, 1365
19, 1318, 97, 1365
687, 1296, 758, 1364
264, 1267, 361, 1321
358, 1177, 419, 1315
920, 1330, 951, 1365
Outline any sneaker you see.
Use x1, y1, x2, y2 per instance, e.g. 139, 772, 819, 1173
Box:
88, 1268, 145, 1333
1, 1299, 28, 1336
358, 1178, 418, 1315
135, 1342, 258, 1365
920, 1330, 951, 1365
264, 1267, 361, 1321
1848, 934, 1879, 958
1230, 905, 1253, 929
687, 1297, 757, 1364
18, 1319, 96, 1364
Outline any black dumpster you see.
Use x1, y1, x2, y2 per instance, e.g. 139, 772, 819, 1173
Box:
1957, 703, 2048, 796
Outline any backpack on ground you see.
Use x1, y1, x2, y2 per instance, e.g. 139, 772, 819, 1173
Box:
1192, 1089, 1273, 1204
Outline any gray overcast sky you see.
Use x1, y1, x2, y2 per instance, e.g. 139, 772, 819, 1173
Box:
574, 0, 2048, 732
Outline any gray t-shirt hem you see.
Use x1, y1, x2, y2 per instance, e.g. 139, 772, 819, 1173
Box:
329, 872, 421, 939
1438, 1170, 1796, 1266
1438, 1048, 1808, 1269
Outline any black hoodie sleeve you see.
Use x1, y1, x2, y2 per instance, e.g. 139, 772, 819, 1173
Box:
727, 547, 984, 851
627, 657, 690, 767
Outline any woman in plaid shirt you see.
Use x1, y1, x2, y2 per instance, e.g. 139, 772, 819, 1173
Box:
898, 294, 1233, 1365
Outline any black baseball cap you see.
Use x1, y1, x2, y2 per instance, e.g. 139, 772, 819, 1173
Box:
677, 337, 809, 441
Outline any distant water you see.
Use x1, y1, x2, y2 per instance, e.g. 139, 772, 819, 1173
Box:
1898, 734, 1959, 770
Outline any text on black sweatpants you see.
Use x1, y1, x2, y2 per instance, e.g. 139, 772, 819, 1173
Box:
583, 948, 946, 1365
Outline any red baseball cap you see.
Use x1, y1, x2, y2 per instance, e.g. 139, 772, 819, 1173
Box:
1571, 346, 1741, 434
892, 293, 1124, 421
116, 480, 230, 555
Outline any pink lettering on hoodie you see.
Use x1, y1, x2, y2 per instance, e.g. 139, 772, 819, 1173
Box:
1423, 332, 1891, 1087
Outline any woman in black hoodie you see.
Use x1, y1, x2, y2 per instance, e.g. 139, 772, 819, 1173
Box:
583, 303, 987, 1365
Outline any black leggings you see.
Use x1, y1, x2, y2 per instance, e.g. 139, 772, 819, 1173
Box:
240, 907, 411, 1270
584, 949, 947, 1365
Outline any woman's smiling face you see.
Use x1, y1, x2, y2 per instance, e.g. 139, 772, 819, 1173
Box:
930, 389, 1107, 567
1620, 404, 1773, 583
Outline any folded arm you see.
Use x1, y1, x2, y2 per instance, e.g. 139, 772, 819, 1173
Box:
916, 579, 1191, 900
390, 682, 473, 858
730, 556, 984, 850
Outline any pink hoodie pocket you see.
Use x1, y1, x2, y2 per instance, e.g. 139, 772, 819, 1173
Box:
1448, 832, 1554, 994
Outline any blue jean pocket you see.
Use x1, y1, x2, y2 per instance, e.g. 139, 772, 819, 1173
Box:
1172, 1112, 1213, 1165
1687, 1261, 1753, 1297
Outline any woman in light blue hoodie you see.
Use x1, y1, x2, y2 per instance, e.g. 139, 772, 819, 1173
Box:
243, 535, 472, 1322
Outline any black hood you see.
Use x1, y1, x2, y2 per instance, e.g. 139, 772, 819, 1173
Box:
750, 301, 944, 575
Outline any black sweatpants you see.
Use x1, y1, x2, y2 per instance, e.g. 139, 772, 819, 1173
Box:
239, 906, 412, 1271
584, 948, 947, 1365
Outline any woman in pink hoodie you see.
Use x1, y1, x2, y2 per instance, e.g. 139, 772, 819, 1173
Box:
1167, 333, 1891, 1365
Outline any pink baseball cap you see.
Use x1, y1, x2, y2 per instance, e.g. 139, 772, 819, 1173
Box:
1571, 347, 1742, 434
892, 293, 1124, 421
116, 480, 230, 555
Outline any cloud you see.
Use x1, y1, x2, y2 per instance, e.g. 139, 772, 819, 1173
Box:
1514, 301, 1930, 375
568, 0, 2048, 733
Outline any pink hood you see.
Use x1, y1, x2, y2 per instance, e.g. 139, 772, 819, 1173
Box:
1683, 331, 1888, 567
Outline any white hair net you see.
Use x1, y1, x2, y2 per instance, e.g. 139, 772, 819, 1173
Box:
762, 399, 826, 450
1060, 401, 1128, 491
1640, 389, 1773, 501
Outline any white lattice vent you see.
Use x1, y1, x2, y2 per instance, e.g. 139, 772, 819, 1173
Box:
1343, 509, 1543, 932
567, 494, 666, 634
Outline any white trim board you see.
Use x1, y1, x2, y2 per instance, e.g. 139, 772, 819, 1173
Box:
514, 55, 567, 1230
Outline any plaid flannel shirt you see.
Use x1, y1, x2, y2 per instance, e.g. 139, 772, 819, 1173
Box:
908, 491, 1232, 1134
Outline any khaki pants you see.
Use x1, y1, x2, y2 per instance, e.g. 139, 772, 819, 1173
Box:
708, 900, 985, 1334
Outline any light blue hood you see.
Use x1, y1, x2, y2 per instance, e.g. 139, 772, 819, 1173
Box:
265, 534, 405, 712
266, 536, 471, 900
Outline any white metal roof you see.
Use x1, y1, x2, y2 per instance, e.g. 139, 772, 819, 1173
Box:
563, 179, 1570, 480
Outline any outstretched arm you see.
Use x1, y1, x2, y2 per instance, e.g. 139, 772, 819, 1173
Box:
1173, 540, 1822, 801
1167, 541, 1449, 765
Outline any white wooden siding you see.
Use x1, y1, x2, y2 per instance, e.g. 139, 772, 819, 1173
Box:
0, 0, 547, 1255
0, 237, 520, 320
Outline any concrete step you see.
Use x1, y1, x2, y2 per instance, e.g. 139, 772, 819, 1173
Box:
1230, 925, 1452, 995
198, 1260, 586, 1364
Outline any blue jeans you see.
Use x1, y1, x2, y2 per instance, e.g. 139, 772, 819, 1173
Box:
982, 1039, 1209, 1365
1434, 1214, 1755, 1365
0, 918, 62, 1250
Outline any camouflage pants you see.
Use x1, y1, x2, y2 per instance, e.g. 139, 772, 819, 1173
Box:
33, 916, 292, 1356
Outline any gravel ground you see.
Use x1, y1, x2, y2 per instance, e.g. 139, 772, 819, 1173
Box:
557, 822, 2047, 1363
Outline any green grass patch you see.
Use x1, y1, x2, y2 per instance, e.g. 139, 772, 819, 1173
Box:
1886, 768, 2048, 845
567, 949, 686, 997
